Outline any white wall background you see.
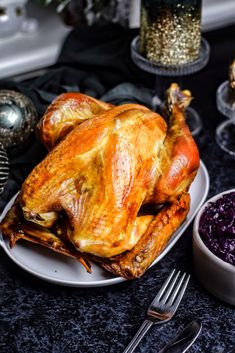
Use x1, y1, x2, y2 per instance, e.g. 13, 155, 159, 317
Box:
129, 0, 235, 31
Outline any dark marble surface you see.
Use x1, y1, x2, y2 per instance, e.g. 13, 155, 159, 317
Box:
1, 25, 235, 353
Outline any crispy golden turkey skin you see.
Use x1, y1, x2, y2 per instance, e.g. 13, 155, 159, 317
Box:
0, 84, 200, 279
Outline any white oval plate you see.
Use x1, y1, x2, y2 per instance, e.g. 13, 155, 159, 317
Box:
0, 161, 209, 287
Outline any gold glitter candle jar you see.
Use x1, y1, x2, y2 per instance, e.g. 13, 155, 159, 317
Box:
140, 0, 202, 66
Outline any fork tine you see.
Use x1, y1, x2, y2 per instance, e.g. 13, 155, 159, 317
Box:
167, 272, 186, 306
160, 270, 181, 304
152, 269, 176, 303
170, 273, 191, 309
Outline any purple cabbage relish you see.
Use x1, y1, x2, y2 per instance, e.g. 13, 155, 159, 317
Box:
198, 191, 235, 266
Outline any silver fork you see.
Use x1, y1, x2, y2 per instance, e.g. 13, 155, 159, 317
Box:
123, 269, 191, 353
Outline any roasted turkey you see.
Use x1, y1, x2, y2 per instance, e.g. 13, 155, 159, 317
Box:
0, 84, 200, 279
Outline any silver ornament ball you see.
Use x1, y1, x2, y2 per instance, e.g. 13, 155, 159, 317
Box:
0, 90, 37, 149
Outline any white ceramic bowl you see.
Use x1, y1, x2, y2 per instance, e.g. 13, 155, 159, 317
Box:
193, 189, 235, 306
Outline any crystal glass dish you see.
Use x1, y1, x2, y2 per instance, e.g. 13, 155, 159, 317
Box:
216, 80, 235, 119
131, 36, 210, 77
216, 80, 235, 156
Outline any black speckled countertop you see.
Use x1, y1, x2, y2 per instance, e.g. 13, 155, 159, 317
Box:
0, 24, 235, 353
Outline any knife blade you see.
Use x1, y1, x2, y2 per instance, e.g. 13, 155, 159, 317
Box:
158, 320, 202, 353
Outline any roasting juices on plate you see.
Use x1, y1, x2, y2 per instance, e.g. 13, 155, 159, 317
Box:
0, 83, 200, 279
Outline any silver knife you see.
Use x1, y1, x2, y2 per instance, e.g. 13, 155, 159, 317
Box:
158, 320, 202, 353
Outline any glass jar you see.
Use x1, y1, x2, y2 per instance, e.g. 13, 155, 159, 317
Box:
140, 0, 202, 66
